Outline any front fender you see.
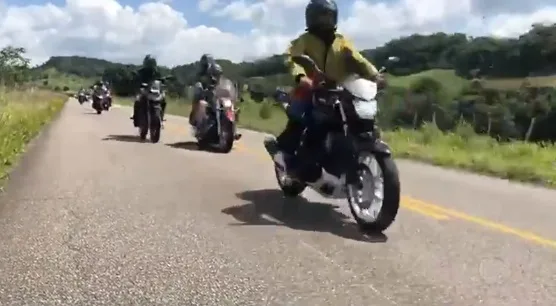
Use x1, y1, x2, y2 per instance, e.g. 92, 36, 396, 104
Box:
358, 138, 392, 157
372, 139, 392, 156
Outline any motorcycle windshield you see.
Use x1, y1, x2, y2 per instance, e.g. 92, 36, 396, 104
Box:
213, 77, 237, 101
341, 75, 377, 101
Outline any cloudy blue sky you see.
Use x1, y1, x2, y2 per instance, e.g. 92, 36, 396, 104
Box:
0, 0, 555, 66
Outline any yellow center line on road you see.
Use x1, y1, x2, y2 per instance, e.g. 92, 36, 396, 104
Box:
163, 121, 556, 248
403, 196, 556, 248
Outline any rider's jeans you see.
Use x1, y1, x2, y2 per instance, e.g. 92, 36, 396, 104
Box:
277, 98, 313, 156
190, 85, 204, 125
287, 98, 313, 125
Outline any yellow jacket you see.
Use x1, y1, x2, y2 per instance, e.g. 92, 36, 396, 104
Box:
285, 32, 379, 83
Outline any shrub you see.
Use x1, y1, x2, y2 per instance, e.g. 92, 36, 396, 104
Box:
259, 102, 272, 119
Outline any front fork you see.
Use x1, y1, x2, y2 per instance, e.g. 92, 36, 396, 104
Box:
337, 100, 361, 186
215, 105, 236, 136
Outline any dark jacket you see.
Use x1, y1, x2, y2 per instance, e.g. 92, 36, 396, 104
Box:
137, 66, 161, 85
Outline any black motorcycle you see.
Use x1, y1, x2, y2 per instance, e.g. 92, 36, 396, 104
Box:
265, 54, 401, 233
137, 80, 164, 143
77, 92, 88, 104
92, 88, 110, 114
193, 77, 241, 153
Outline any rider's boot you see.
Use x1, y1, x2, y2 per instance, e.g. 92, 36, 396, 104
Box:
195, 119, 207, 137
131, 100, 140, 127
264, 136, 297, 178
269, 119, 304, 170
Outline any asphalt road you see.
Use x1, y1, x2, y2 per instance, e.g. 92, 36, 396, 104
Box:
0, 100, 555, 305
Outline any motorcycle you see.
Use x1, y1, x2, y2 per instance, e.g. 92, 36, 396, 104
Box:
77, 92, 88, 104
264, 54, 401, 233
193, 77, 241, 153
137, 80, 164, 143
92, 87, 110, 114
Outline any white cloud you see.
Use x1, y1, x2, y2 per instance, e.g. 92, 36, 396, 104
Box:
0, 0, 554, 66
198, 0, 219, 12
471, 6, 556, 37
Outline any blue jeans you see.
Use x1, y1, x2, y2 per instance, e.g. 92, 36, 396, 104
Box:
287, 99, 313, 127
276, 98, 313, 158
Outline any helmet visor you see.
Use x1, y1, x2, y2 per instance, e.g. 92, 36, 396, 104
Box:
313, 10, 336, 29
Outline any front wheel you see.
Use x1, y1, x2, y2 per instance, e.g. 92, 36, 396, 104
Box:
150, 107, 162, 143
347, 152, 400, 233
138, 111, 148, 140
217, 115, 235, 153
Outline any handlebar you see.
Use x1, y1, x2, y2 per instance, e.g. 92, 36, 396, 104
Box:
290, 54, 397, 82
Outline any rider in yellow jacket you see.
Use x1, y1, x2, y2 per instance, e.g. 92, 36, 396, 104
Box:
265, 0, 384, 176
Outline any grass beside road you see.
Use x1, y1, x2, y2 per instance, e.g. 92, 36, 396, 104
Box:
0, 89, 66, 184
115, 96, 556, 187
384, 125, 556, 186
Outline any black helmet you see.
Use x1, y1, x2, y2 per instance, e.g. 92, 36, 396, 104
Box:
143, 55, 157, 68
207, 62, 223, 77
200, 54, 214, 69
305, 0, 338, 31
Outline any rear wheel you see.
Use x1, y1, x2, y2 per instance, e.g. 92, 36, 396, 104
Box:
347, 152, 400, 233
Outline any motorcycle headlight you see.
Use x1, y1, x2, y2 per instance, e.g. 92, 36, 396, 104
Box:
150, 94, 162, 101
353, 99, 378, 119
220, 98, 233, 108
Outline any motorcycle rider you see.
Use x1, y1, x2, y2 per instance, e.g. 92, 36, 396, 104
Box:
189, 54, 241, 139
131, 55, 164, 126
264, 0, 385, 177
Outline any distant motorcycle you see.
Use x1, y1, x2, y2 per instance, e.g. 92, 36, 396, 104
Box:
77, 92, 87, 104
137, 80, 164, 143
92, 87, 110, 114
193, 77, 241, 153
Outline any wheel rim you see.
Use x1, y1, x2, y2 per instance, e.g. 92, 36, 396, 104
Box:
348, 154, 385, 223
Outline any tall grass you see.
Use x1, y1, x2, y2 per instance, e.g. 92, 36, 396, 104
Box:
0, 88, 66, 183
384, 122, 556, 186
